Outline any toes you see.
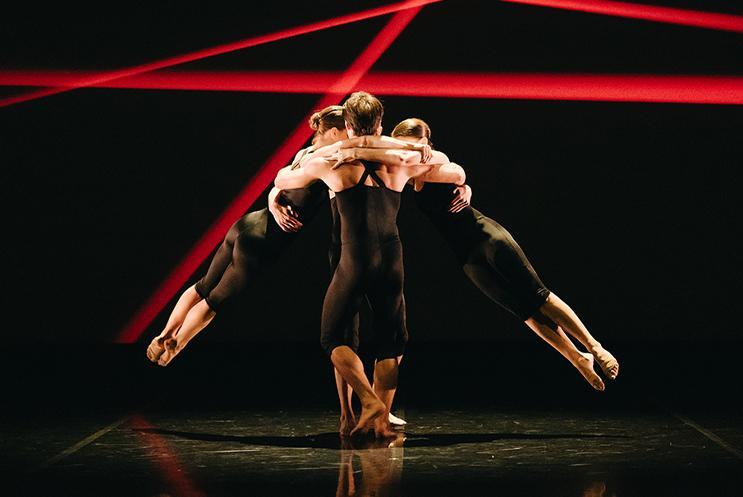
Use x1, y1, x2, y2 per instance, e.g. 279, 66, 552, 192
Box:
594, 374, 606, 391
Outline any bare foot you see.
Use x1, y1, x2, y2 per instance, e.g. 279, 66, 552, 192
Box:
373, 414, 396, 439
146, 336, 166, 363
157, 338, 180, 367
592, 346, 619, 380
575, 352, 605, 391
350, 400, 386, 437
339, 415, 357, 436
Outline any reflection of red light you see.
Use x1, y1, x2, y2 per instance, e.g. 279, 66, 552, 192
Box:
116, 5, 422, 344
131, 415, 205, 497
3, 70, 742, 105
0, 0, 438, 109
502, 0, 743, 33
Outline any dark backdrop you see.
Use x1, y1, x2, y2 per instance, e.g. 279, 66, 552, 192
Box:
1, 0, 741, 346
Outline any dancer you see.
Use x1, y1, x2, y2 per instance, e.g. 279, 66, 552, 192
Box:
146, 106, 344, 365
147, 105, 430, 367
391, 118, 618, 390
328, 168, 408, 432
274, 92, 466, 437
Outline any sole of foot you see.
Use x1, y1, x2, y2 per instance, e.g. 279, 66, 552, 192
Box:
593, 347, 619, 380
146, 337, 165, 363
157, 338, 179, 367
576, 352, 605, 391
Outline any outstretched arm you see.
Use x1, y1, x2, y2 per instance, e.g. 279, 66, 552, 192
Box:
329, 147, 440, 170
313, 136, 432, 163
347, 135, 432, 162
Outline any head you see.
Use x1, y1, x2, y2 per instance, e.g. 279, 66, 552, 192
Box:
342, 91, 384, 138
309, 105, 348, 147
391, 118, 432, 147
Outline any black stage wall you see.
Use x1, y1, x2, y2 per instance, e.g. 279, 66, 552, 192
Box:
1, 0, 741, 346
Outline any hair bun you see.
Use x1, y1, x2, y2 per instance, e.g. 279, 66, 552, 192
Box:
309, 111, 322, 131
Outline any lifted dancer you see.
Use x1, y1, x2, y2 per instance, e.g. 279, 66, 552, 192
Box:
392, 117, 618, 390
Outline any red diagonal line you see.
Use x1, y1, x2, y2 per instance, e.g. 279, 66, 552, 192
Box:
501, 0, 743, 33
116, 5, 422, 344
131, 415, 205, 497
4, 70, 743, 105
0, 0, 439, 109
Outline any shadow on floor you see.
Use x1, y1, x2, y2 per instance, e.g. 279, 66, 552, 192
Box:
134, 427, 629, 450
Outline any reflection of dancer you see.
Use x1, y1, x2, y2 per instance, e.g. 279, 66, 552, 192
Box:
275, 92, 465, 437
335, 435, 405, 497
392, 118, 618, 390
583, 481, 611, 497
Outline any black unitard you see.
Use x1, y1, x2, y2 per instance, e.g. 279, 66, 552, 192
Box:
194, 180, 327, 310
415, 183, 550, 320
329, 196, 361, 352
321, 162, 408, 359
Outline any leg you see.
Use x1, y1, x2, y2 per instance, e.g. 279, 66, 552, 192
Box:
157, 229, 261, 367
329, 235, 358, 434
539, 293, 619, 379
525, 311, 605, 391
366, 242, 408, 433
373, 355, 407, 426
147, 217, 246, 362
331, 346, 392, 438
459, 227, 610, 388
158, 299, 216, 366
336, 448, 356, 497
335, 368, 356, 435
322, 256, 391, 439
373, 358, 398, 417
147, 284, 201, 362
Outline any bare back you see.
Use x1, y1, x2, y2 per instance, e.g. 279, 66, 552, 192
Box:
320, 161, 432, 193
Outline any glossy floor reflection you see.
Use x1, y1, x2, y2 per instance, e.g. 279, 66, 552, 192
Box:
5, 407, 742, 496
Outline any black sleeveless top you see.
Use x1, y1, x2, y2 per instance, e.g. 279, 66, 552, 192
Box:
413, 182, 490, 263
333, 161, 401, 246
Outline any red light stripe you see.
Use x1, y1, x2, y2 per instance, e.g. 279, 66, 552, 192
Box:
4, 70, 742, 105
131, 415, 205, 497
363, 72, 743, 104
501, 0, 743, 33
116, 6, 422, 343
0, 0, 438, 109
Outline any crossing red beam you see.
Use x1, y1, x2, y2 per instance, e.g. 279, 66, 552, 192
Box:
501, 0, 743, 33
4, 70, 742, 105
116, 5, 423, 344
0, 0, 439, 109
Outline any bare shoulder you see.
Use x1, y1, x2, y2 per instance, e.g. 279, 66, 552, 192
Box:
301, 153, 332, 176
431, 150, 450, 163
290, 147, 313, 169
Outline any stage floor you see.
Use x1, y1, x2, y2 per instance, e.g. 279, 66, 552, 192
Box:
5, 405, 742, 496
